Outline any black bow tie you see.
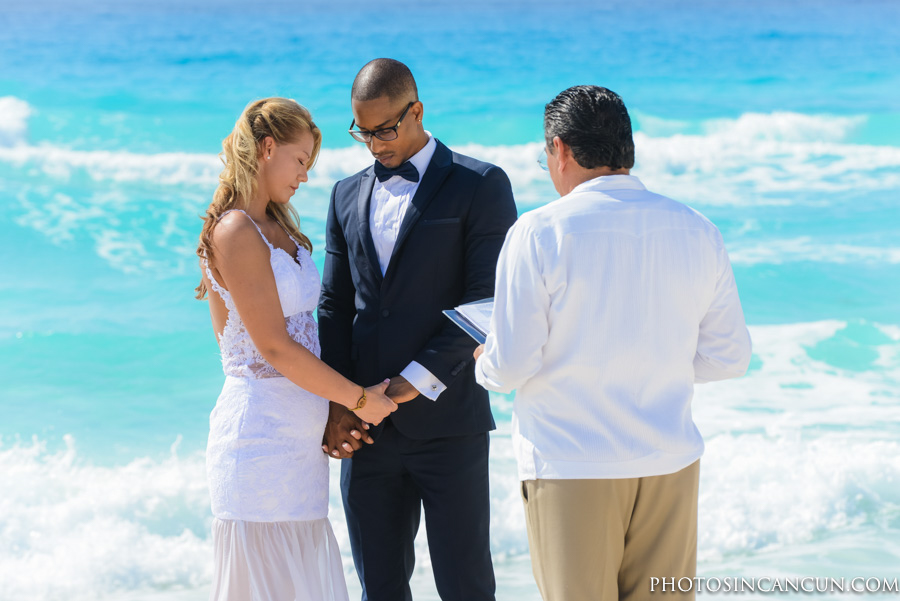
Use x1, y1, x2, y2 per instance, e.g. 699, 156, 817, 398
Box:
374, 161, 420, 183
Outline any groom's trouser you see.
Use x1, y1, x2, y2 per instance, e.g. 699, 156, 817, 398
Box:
341, 419, 495, 601
522, 460, 700, 601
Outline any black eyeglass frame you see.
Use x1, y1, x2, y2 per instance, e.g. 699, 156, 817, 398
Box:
348, 102, 416, 143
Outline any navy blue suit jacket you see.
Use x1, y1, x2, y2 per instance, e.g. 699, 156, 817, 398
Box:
318, 139, 517, 440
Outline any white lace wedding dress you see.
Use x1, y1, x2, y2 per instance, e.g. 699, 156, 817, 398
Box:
203, 209, 349, 601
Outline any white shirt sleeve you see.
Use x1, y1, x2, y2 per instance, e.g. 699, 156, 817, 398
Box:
694, 232, 753, 383
475, 222, 550, 394
401, 361, 447, 401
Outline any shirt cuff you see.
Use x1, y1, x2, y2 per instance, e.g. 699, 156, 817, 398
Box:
400, 361, 446, 401
475, 352, 514, 395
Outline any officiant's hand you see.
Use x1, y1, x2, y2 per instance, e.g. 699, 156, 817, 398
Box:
473, 344, 485, 360
322, 402, 374, 459
386, 376, 419, 404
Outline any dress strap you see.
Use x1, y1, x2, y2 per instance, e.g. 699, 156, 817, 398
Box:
203, 209, 274, 298
273, 220, 302, 248
273, 221, 305, 264
275, 220, 305, 255
217, 209, 275, 250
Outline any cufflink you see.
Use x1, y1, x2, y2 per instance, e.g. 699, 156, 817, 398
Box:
431, 384, 438, 391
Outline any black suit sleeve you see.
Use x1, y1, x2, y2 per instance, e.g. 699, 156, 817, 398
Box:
413, 166, 518, 387
318, 183, 355, 379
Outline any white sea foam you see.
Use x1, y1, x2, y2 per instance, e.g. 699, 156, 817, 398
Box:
688, 322, 900, 566
2, 97, 899, 200
1, 145, 222, 187
695, 321, 900, 439
633, 112, 900, 205
703, 112, 865, 144
698, 434, 900, 562
11, 431, 900, 600
2, 322, 899, 599
0, 96, 32, 147
730, 237, 900, 265
4, 96, 900, 273
0, 436, 212, 601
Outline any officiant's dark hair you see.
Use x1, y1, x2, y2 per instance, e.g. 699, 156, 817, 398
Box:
544, 85, 635, 170
352, 58, 418, 102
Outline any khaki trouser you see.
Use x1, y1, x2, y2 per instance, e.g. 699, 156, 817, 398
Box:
522, 460, 700, 601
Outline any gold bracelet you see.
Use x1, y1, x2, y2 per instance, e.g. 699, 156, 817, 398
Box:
350, 386, 367, 412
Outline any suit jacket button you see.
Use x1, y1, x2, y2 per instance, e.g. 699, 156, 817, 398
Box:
381, 309, 390, 317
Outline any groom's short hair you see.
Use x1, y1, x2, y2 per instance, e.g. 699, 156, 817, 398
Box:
352, 58, 419, 102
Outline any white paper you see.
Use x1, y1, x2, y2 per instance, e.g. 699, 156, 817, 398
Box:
455, 299, 494, 335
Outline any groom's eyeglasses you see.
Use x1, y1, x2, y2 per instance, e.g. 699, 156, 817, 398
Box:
349, 102, 415, 143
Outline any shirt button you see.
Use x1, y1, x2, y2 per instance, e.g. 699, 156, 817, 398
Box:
381, 309, 390, 317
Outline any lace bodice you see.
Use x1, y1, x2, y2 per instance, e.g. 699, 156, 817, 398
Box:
203, 210, 321, 378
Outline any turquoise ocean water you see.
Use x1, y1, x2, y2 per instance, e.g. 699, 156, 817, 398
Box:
1, 0, 899, 598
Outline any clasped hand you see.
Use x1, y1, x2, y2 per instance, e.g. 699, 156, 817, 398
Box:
321, 376, 420, 458
353, 379, 397, 426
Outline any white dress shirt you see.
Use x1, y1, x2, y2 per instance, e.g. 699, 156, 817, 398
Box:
369, 133, 446, 401
475, 175, 752, 480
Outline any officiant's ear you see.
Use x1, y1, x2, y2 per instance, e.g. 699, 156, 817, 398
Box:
551, 136, 573, 172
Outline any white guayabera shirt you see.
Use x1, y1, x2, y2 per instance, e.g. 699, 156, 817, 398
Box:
475, 174, 752, 480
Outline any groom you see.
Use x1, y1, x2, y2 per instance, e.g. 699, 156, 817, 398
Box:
317, 58, 517, 601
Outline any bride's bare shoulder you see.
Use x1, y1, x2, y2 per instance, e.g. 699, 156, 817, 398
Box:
210, 211, 265, 253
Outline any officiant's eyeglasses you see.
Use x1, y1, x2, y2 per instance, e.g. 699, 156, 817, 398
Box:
349, 102, 415, 143
537, 147, 549, 171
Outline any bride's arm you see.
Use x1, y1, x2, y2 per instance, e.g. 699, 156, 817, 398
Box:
209, 213, 396, 423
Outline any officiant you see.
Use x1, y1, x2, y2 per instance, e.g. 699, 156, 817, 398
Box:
473, 85, 752, 601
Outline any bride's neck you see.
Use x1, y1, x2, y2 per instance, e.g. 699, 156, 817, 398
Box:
247, 191, 270, 222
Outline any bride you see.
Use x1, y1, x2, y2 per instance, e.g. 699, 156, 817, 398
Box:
195, 97, 396, 601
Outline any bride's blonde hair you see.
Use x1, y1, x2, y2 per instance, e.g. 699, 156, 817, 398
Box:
195, 97, 322, 300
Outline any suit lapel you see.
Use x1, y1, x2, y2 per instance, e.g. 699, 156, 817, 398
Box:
356, 168, 383, 284
383, 141, 453, 283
